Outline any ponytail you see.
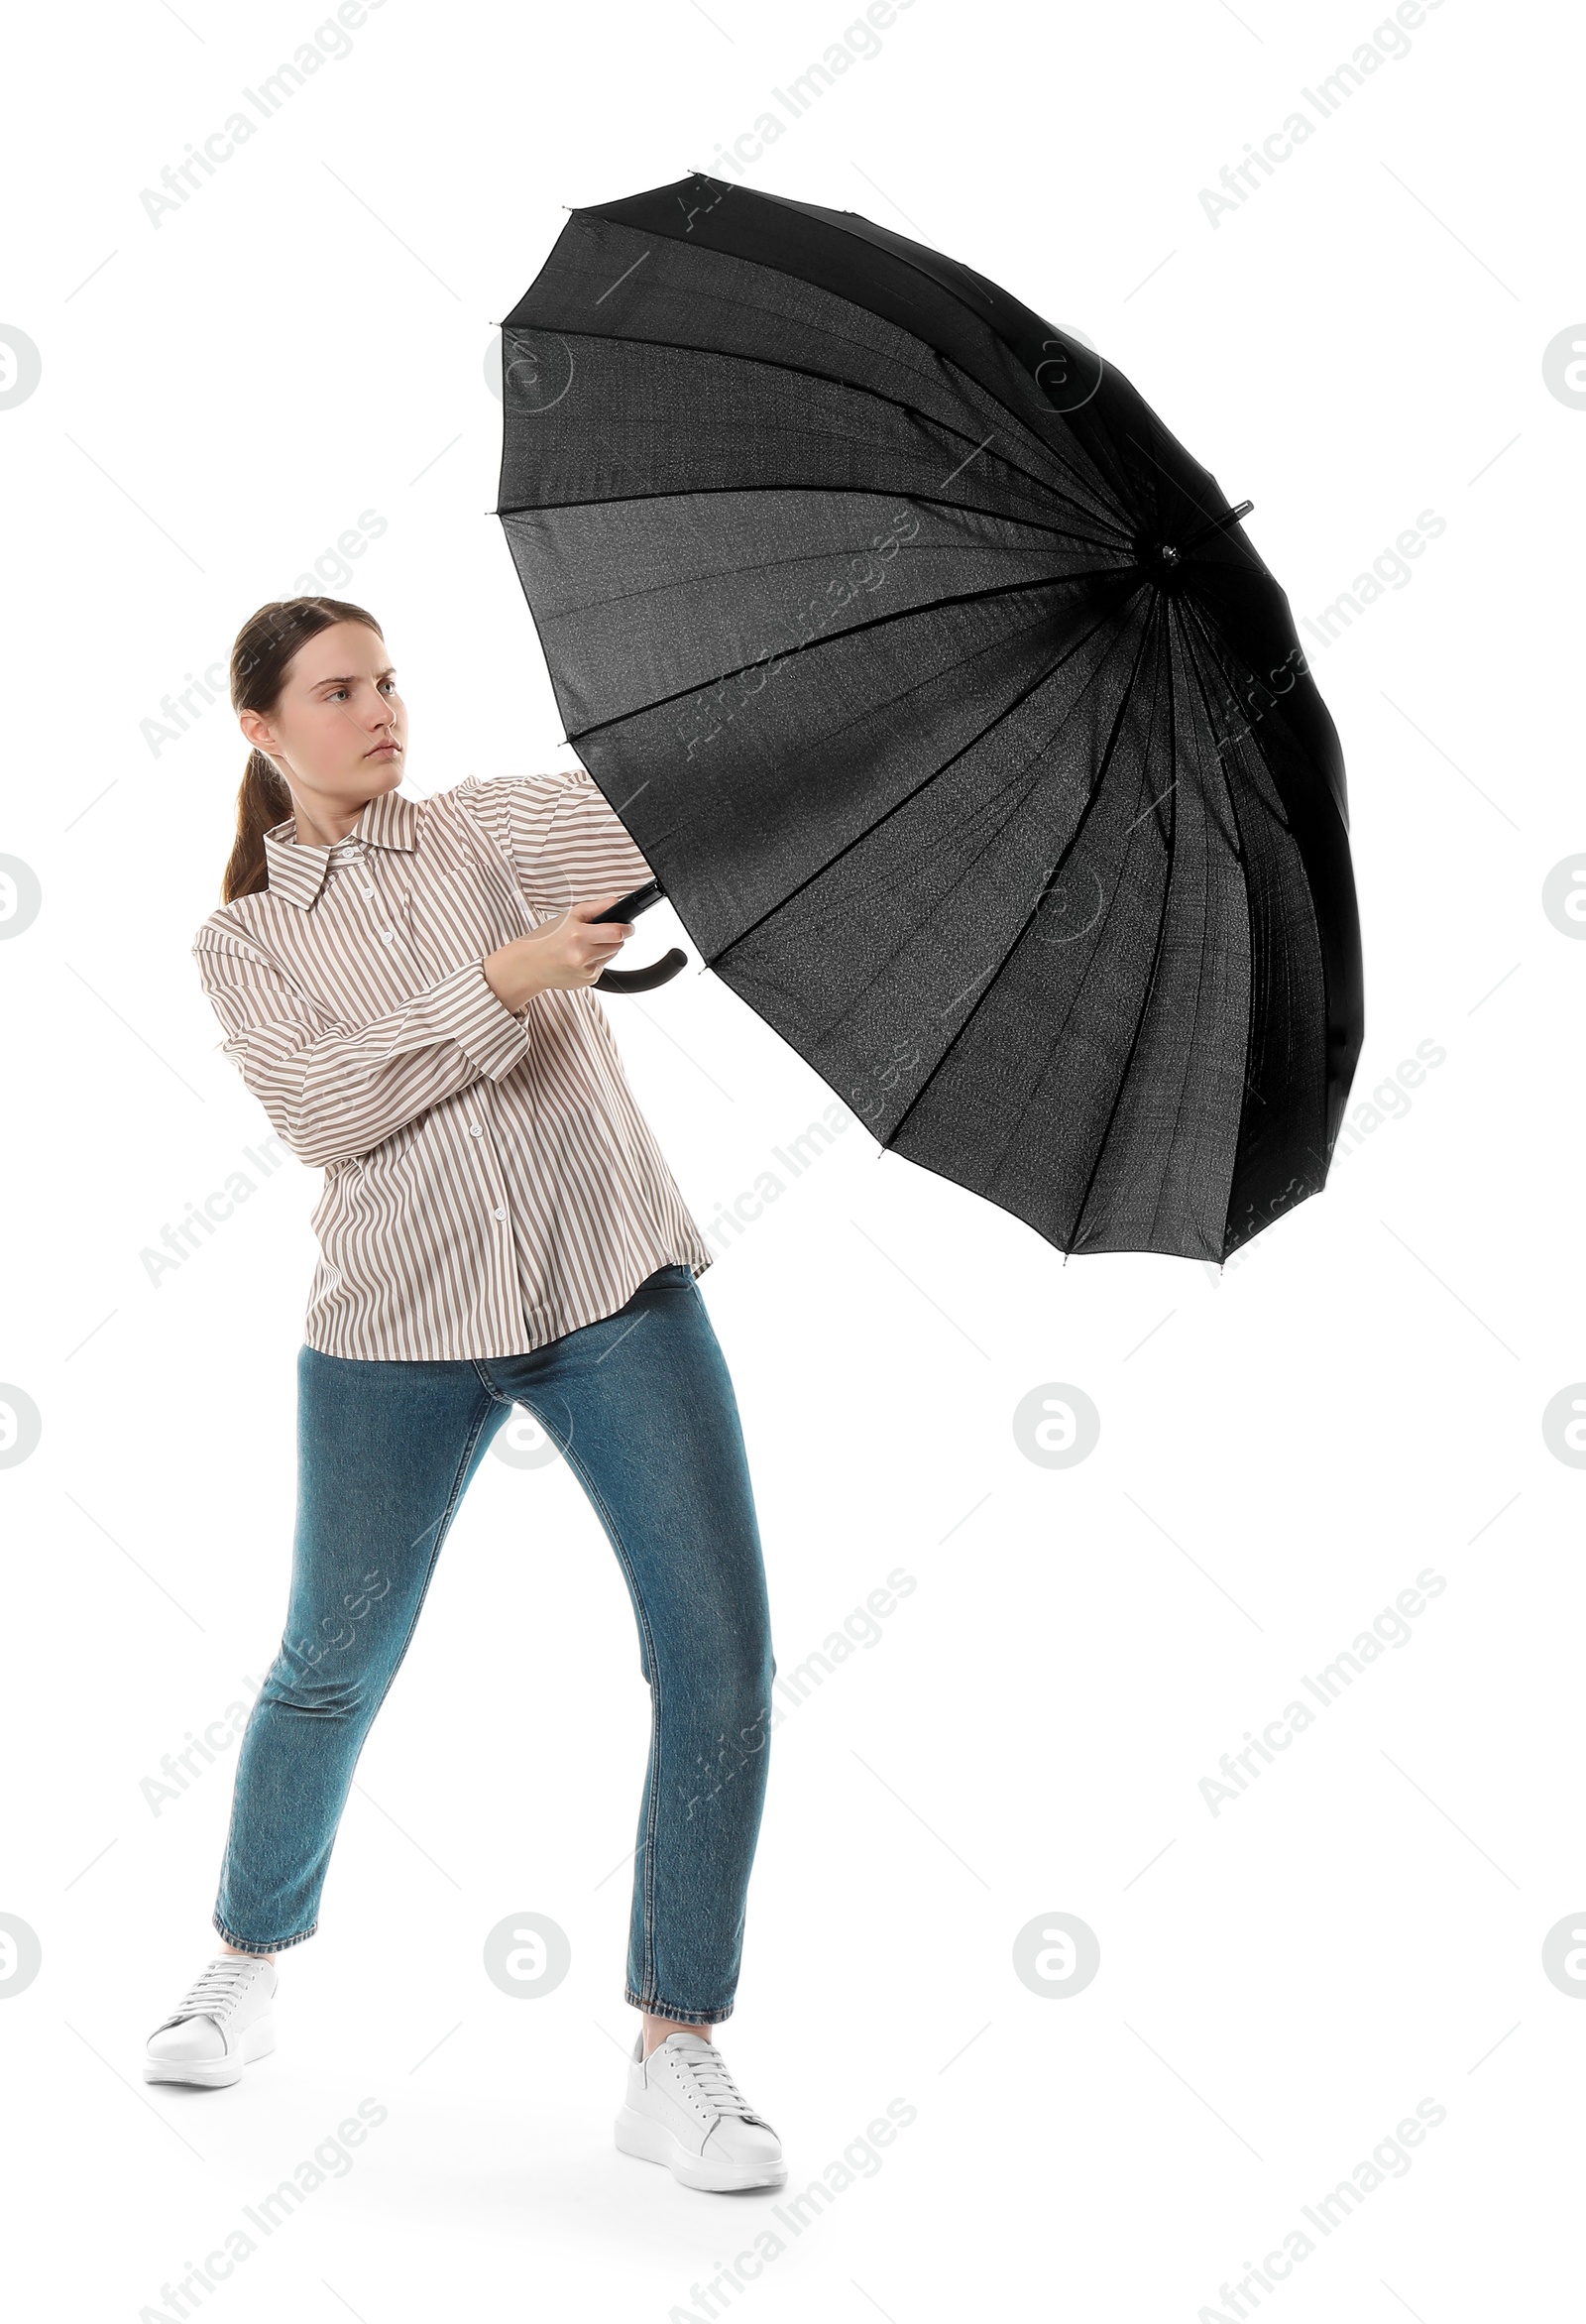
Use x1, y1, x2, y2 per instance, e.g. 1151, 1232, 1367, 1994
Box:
220, 596, 384, 903
224, 747, 294, 903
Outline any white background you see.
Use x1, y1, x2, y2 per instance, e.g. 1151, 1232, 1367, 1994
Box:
2, 0, 1581, 2315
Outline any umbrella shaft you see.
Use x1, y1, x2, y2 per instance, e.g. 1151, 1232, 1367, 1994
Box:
590, 877, 664, 924
1181, 498, 1255, 553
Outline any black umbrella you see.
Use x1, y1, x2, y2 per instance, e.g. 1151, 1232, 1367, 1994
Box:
493, 174, 1363, 1262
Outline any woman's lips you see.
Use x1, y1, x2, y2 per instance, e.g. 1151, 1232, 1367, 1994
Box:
367, 744, 400, 756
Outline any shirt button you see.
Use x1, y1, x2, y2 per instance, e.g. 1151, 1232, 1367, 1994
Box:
468, 1123, 484, 1136
381, 929, 396, 942
361, 883, 376, 898
493, 1206, 507, 1220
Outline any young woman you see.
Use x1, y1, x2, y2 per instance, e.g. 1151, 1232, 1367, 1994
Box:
142, 596, 784, 2195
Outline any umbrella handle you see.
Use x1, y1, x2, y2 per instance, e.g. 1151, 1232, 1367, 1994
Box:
589, 878, 689, 993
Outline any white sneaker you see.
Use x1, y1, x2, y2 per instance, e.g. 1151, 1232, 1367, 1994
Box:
143, 1954, 278, 2088
615, 2030, 786, 2191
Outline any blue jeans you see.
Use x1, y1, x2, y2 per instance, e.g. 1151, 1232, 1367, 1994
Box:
213, 1264, 774, 2026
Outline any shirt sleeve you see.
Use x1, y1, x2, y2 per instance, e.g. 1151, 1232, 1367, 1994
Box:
471, 769, 654, 912
192, 932, 532, 1170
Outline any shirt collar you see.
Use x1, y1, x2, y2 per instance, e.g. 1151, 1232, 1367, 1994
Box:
262, 785, 420, 909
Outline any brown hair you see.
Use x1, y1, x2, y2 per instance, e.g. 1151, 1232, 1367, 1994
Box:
221, 596, 385, 903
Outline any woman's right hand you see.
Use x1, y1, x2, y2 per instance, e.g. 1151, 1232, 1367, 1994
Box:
482, 896, 633, 1013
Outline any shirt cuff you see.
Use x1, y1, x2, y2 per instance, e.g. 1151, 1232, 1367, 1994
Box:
437, 958, 533, 1082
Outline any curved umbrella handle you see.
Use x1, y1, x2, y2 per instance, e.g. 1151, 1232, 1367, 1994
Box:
590, 878, 689, 994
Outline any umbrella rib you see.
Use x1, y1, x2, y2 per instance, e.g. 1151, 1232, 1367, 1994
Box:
938, 626, 1184, 1209
1172, 589, 1333, 1235
501, 320, 1132, 540
874, 612, 1161, 1163
1118, 426, 1241, 548
575, 198, 1123, 509
1170, 596, 1263, 1259
761, 617, 1165, 1106
1173, 589, 1297, 819
704, 597, 1142, 970
1172, 592, 1262, 843
766, 215, 1131, 501
560, 207, 1119, 492
498, 478, 1129, 556
1067, 597, 1182, 1254
1139, 601, 1220, 1255
567, 568, 1146, 745
1173, 589, 1308, 852
532, 534, 1126, 634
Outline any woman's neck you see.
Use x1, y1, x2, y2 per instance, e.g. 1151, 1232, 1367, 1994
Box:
289, 794, 372, 849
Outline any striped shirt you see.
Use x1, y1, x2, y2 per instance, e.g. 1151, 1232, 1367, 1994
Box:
190, 769, 714, 1360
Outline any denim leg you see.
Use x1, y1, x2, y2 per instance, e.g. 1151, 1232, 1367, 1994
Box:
480, 1265, 774, 2025
213, 1345, 509, 1952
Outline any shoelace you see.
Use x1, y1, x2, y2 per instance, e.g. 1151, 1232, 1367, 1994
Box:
668, 2041, 767, 2126
157, 1957, 259, 2032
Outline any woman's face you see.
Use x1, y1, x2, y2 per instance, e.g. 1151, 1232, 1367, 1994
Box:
240, 620, 407, 810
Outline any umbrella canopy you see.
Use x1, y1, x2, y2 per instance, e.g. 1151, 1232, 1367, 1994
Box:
494, 174, 1363, 1262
